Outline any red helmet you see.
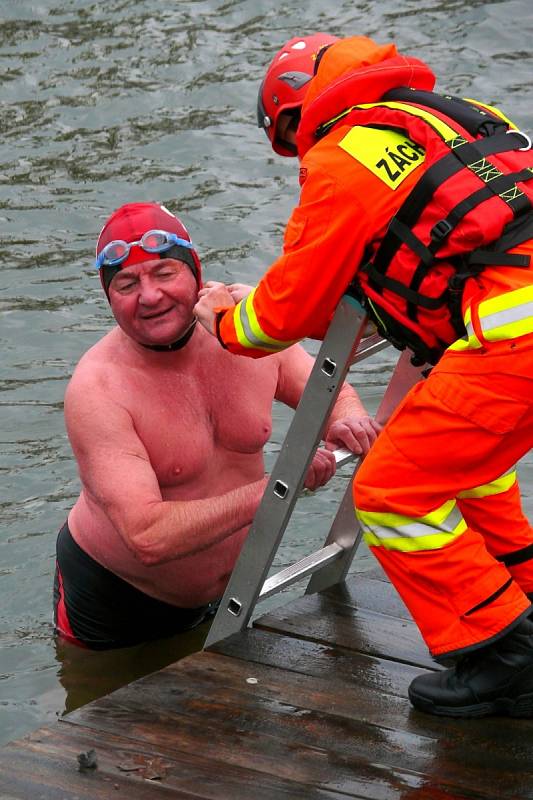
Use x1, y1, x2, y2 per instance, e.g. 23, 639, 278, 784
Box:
257, 33, 339, 157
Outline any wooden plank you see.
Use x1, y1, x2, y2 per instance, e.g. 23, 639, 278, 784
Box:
253, 592, 437, 668
0, 726, 197, 800
322, 574, 413, 620
0, 723, 344, 800
2, 570, 531, 800
212, 627, 427, 700
61, 700, 430, 800
61, 650, 533, 799
200, 636, 533, 745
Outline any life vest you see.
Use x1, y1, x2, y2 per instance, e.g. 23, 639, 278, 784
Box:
299, 63, 533, 365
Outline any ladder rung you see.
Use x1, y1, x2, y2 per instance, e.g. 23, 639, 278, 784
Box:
258, 452, 356, 600
333, 448, 357, 468
259, 543, 344, 600
352, 332, 389, 363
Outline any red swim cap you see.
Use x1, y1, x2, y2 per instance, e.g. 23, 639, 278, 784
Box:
96, 202, 202, 297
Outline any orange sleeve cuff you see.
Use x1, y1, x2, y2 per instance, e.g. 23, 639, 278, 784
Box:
214, 305, 242, 352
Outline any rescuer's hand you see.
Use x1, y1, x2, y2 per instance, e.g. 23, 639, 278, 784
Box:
194, 283, 235, 334
226, 283, 253, 303
303, 447, 337, 491
324, 416, 382, 457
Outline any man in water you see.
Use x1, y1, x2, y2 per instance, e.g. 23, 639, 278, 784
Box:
54, 201, 380, 650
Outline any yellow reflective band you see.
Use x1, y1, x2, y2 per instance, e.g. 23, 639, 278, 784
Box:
356, 499, 467, 552
235, 288, 297, 352
477, 286, 533, 343
447, 305, 483, 352
233, 298, 256, 350
458, 468, 517, 499
356, 101, 460, 143
447, 327, 483, 352
339, 126, 426, 189
363, 521, 467, 553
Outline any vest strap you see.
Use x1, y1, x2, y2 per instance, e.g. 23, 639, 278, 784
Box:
465, 251, 530, 267
370, 133, 525, 283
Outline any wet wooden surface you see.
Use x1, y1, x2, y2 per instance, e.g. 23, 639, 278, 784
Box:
1, 570, 533, 799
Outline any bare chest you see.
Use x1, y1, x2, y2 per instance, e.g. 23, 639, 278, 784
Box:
122, 355, 278, 488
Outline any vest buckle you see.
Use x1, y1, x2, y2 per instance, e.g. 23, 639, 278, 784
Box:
430, 219, 453, 242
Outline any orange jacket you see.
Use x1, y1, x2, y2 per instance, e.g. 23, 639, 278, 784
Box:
216, 37, 533, 362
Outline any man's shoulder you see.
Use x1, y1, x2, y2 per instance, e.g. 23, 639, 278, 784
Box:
67, 330, 124, 398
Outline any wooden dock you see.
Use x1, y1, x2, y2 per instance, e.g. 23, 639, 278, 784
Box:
1, 569, 533, 799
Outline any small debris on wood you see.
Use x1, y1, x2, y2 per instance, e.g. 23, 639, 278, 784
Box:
116, 755, 170, 780
117, 761, 142, 773
77, 748, 98, 772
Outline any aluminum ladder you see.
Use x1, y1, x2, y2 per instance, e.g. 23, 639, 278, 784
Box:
204, 295, 424, 648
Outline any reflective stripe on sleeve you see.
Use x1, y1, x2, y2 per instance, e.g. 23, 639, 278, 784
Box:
448, 286, 533, 352
356, 499, 467, 553
457, 467, 518, 499
476, 285, 533, 343
447, 305, 483, 352
234, 288, 298, 352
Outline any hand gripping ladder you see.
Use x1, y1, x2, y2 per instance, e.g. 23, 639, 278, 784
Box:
204, 295, 424, 648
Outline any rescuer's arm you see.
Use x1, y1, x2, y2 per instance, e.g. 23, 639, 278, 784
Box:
194, 163, 370, 357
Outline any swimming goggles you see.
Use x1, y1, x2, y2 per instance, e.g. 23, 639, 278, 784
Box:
96, 229, 194, 269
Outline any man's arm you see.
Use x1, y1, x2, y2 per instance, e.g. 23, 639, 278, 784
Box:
65, 370, 267, 567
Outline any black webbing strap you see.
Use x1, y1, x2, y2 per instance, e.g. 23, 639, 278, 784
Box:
466, 251, 530, 266
446, 150, 532, 217
429, 168, 533, 255
488, 209, 533, 254
387, 218, 435, 267
363, 266, 449, 310
404, 171, 533, 315
467, 209, 533, 267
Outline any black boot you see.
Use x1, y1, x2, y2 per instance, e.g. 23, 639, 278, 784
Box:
408, 619, 533, 718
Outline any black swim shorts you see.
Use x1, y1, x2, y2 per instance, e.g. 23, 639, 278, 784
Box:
53, 521, 218, 650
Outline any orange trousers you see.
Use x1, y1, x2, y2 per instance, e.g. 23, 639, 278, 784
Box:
353, 353, 533, 658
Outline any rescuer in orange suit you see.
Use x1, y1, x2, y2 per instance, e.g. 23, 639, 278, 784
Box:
195, 34, 533, 718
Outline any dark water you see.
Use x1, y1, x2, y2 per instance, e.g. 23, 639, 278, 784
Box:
1, 0, 532, 746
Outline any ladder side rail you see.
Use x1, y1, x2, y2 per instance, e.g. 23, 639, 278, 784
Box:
204, 298, 368, 648
305, 349, 427, 595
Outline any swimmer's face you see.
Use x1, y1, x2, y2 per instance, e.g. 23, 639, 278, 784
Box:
109, 257, 198, 346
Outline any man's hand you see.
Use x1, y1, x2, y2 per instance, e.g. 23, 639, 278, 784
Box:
324, 415, 382, 457
303, 447, 337, 491
194, 282, 235, 334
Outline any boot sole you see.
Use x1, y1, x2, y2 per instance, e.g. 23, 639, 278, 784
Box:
409, 688, 533, 718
